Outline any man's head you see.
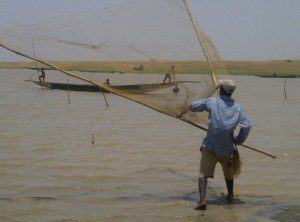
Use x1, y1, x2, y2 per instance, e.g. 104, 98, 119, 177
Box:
218, 79, 236, 97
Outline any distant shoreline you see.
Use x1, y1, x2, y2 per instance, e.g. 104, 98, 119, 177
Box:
0, 60, 299, 77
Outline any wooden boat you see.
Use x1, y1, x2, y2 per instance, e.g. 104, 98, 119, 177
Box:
257, 74, 298, 78
29, 80, 182, 94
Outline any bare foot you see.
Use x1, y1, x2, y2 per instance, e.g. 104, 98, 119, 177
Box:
195, 203, 207, 210
226, 195, 234, 204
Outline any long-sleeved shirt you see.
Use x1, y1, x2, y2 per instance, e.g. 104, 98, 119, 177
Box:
189, 96, 252, 157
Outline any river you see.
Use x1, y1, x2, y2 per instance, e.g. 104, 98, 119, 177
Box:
0, 69, 299, 221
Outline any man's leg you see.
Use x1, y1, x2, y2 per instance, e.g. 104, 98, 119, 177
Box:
195, 176, 207, 210
221, 157, 235, 204
225, 178, 234, 203
195, 148, 217, 210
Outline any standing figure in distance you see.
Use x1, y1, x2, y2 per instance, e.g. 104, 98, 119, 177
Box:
163, 65, 175, 83
104, 79, 110, 86
189, 79, 252, 210
39, 68, 46, 82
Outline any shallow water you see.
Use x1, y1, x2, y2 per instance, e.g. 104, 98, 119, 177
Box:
0, 69, 299, 222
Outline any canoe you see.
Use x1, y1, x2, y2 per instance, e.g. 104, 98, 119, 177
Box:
29, 80, 181, 94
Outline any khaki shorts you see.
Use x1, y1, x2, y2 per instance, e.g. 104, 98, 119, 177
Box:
198, 147, 234, 180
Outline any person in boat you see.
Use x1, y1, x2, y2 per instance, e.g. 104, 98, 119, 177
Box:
163, 65, 175, 83
39, 68, 46, 82
189, 79, 252, 210
172, 83, 180, 94
104, 79, 110, 86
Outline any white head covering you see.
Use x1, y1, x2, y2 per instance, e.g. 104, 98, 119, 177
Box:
219, 79, 236, 94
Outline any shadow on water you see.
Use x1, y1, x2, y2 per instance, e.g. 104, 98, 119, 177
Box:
119, 191, 300, 221
119, 168, 300, 220
119, 191, 246, 206
120, 191, 198, 203
165, 167, 272, 206
206, 195, 245, 206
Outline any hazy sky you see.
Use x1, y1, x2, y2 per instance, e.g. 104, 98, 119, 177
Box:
0, 0, 299, 60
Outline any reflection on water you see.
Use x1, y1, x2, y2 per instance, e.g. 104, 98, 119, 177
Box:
0, 69, 299, 221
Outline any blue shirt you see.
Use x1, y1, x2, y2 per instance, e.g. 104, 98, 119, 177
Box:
189, 96, 252, 157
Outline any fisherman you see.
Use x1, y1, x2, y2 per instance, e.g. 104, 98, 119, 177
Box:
163, 65, 175, 83
39, 68, 46, 82
189, 79, 252, 210
172, 83, 180, 94
105, 79, 110, 86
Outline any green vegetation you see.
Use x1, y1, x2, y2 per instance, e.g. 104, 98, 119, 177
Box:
0, 60, 299, 77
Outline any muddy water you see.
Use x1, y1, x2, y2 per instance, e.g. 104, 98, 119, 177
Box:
0, 69, 299, 222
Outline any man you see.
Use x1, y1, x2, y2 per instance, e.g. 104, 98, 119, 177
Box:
163, 65, 179, 93
172, 83, 180, 94
163, 65, 175, 83
189, 79, 252, 210
104, 79, 110, 86
39, 68, 46, 82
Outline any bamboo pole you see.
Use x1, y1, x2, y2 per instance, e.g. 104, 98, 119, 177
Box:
0, 42, 276, 159
241, 144, 276, 159
31, 39, 42, 86
284, 78, 287, 99
183, 0, 218, 86
31, 39, 39, 75
67, 78, 70, 104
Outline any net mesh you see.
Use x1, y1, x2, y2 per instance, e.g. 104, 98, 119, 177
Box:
0, 0, 227, 128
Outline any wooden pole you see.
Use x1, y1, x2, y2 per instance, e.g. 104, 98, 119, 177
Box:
92, 134, 95, 145
241, 144, 276, 159
183, 0, 218, 86
67, 78, 70, 104
284, 78, 287, 99
31, 39, 42, 87
99, 86, 109, 107
31, 39, 39, 75
0, 41, 276, 159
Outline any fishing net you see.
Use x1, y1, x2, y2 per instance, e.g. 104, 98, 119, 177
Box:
0, 0, 227, 128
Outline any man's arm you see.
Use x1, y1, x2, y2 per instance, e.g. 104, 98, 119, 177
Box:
189, 99, 209, 113
234, 107, 252, 145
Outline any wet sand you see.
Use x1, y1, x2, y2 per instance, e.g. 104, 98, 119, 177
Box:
0, 69, 299, 221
